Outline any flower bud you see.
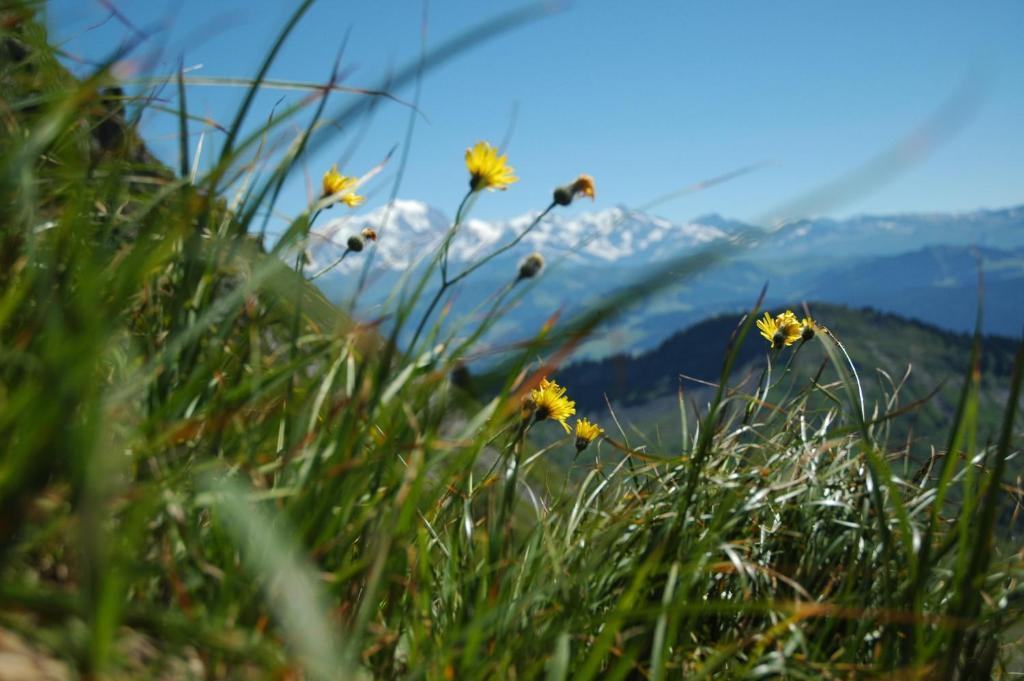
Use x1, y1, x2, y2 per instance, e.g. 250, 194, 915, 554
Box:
346, 235, 365, 253
553, 174, 596, 207
553, 185, 574, 206
517, 252, 544, 280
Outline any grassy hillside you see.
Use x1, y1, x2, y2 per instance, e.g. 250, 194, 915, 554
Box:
2, 7, 1023, 680
560, 303, 1021, 453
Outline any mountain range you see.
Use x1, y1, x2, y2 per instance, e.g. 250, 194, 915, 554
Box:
311, 201, 1024, 357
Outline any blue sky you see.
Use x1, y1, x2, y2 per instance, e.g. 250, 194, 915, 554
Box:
47, 1, 1024, 229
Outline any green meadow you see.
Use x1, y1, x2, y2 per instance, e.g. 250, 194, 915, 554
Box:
1, 5, 1022, 679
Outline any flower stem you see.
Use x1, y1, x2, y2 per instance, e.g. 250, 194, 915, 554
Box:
409, 200, 556, 353
441, 190, 474, 285
450, 201, 556, 286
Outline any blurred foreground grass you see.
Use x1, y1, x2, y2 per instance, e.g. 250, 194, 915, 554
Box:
1, 5, 1022, 679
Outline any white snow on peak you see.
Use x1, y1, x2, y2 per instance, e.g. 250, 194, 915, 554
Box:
307, 200, 734, 275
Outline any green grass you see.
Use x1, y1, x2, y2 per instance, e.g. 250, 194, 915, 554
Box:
558, 303, 1023, 462
1, 5, 1022, 679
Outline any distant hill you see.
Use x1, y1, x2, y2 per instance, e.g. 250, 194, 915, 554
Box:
555, 303, 1021, 453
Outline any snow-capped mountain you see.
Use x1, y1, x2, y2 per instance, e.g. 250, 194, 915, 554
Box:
309, 199, 731, 273
310, 201, 1024, 275
311, 201, 1024, 357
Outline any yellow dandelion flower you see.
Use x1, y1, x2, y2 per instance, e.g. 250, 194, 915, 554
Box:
322, 165, 364, 207
527, 377, 576, 433
800, 315, 817, 341
574, 417, 603, 452
465, 141, 517, 192
339, 192, 364, 208
777, 310, 799, 326
322, 165, 353, 196
756, 310, 802, 350
755, 312, 780, 346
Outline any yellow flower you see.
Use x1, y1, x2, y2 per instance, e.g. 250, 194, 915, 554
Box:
799, 315, 817, 341
756, 310, 802, 350
465, 141, 517, 192
574, 417, 603, 452
340, 192, 365, 208
322, 165, 353, 196
322, 165, 364, 207
571, 174, 596, 200
527, 377, 576, 433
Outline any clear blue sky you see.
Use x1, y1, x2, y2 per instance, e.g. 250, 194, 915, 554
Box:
47, 1, 1024, 228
